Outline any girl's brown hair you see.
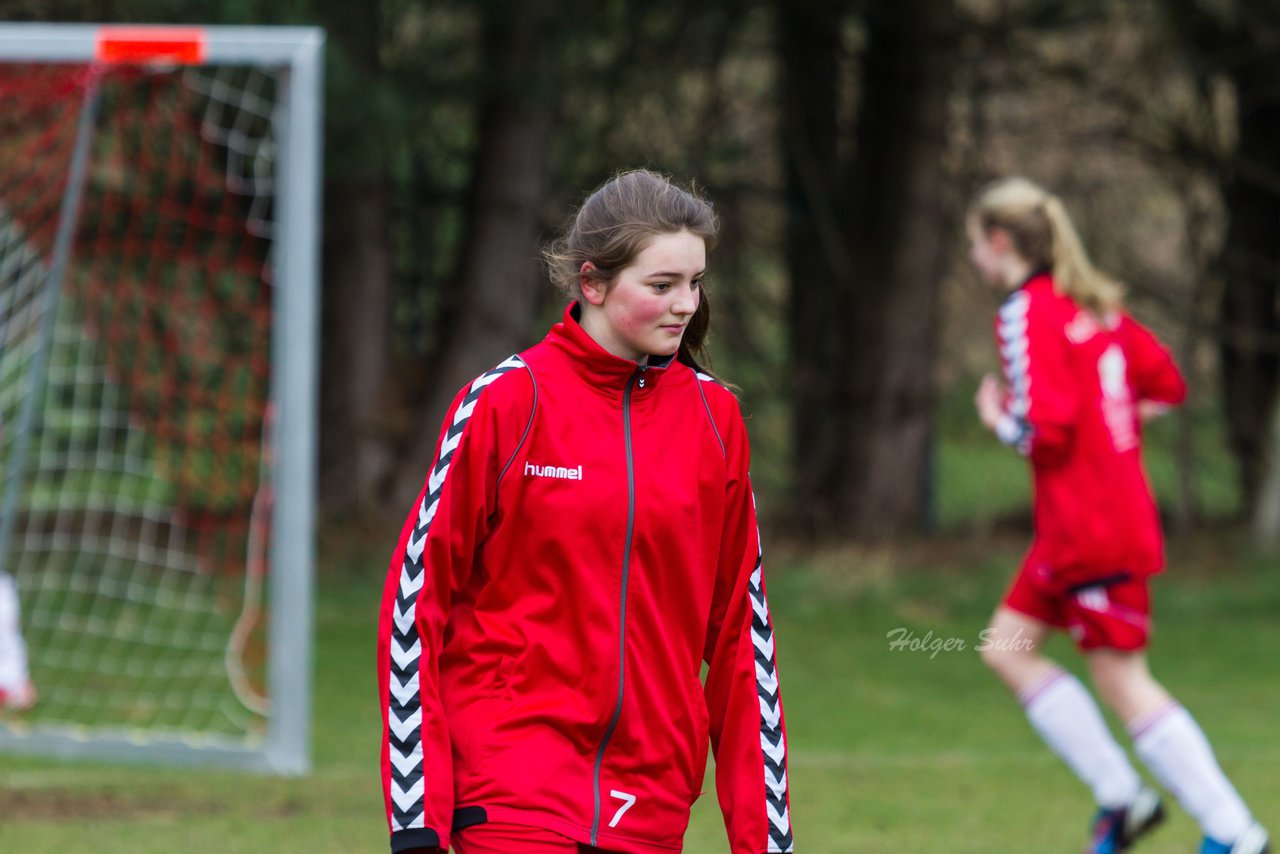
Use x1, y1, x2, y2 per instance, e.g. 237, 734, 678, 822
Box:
543, 169, 720, 373
970, 176, 1124, 315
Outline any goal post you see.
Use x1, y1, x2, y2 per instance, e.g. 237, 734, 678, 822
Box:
0, 24, 322, 775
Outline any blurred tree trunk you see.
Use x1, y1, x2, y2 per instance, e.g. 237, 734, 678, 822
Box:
392, 0, 558, 506
782, 0, 958, 541
779, 0, 849, 540
842, 0, 957, 539
317, 0, 397, 518
1255, 394, 1280, 548
1219, 89, 1280, 516
1159, 3, 1280, 523
321, 179, 396, 515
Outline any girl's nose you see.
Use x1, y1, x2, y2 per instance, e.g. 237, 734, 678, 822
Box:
672, 284, 698, 316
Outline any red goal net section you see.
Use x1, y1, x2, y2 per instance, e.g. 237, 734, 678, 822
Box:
0, 25, 321, 774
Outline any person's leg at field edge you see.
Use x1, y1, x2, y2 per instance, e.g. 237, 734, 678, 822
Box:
983, 603, 1167, 853
0, 572, 35, 710
1090, 649, 1268, 852
982, 606, 1148, 813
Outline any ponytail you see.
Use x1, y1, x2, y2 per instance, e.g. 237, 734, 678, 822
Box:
971, 177, 1124, 316
1041, 195, 1124, 316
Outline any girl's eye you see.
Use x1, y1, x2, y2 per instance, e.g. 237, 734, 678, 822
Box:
691, 278, 703, 290
652, 282, 671, 292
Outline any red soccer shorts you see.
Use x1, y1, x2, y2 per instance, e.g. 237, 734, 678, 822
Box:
1003, 554, 1151, 651
451, 822, 615, 854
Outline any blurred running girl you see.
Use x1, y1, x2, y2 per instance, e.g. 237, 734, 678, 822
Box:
969, 176, 1270, 854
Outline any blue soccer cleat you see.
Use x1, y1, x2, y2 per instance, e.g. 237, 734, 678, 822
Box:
1201, 821, 1271, 854
1086, 786, 1166, 853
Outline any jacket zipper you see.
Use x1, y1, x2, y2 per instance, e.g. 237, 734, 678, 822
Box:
591, 365, 642, 843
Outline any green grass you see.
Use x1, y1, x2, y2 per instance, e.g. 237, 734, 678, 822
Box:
2, 532, 1277, 852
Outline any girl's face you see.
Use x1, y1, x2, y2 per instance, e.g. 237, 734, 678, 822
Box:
580, 229, 705, 363
966, 218, 1017, 290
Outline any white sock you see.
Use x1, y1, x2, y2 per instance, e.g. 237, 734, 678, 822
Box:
1021, 668, 1142, 808
1130, 703, 1252, 842
0, 573, 30, 690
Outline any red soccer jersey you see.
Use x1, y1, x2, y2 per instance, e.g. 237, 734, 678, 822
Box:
376, 304, 793, 854
993, 273, 1186, 588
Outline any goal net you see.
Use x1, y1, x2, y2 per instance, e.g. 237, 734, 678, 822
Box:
0, 25, 320, 773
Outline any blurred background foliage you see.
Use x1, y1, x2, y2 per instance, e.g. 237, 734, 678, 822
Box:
4, 0, 1278, 551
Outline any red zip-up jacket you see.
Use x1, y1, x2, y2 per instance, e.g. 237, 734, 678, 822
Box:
377, 304, 793, 854
994, 272, 1186, 588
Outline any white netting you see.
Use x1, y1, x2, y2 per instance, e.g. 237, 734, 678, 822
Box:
0, 63, 279, 741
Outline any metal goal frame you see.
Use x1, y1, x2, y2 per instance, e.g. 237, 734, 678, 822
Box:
0, 23, 322, 775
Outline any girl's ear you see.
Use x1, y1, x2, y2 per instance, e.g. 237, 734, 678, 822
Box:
579, 262, 608, 306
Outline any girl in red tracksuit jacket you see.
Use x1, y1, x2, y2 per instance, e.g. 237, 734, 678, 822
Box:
969, 177, 1269, 854
377, 170, 793, 854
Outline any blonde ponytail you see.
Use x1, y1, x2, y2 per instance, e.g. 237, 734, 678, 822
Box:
970, 177, 1124, 316
1041, 194, 1124, 315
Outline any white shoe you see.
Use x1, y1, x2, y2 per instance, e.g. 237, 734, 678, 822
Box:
1201, 821, 1271, 854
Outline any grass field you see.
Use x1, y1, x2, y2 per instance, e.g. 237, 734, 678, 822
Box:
1, 527, 1276, 853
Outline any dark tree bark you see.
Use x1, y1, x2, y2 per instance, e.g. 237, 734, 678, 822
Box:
782, 0, 958, 541
320, 178, 397, 515
779, 0, 849, 539
842, 0, 957, 540
1158, 2, 1280, 520
392, 0, 559, 506
1219, 90, 1280, 514
316, 0, 397, 518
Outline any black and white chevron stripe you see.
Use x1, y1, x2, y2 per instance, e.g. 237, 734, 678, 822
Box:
697, 376, 791, 851
387, 354, 524, 832
748, 493, 793, 853
997, 290, 1034, 454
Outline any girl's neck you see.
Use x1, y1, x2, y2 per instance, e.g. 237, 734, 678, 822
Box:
577, 304, 648, 364
1003, 257, 1035, 290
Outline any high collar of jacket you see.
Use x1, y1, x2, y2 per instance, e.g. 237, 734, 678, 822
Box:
1003, 268, 1053, 310
544, 302, 676, 395
1017, 267, 1054, 292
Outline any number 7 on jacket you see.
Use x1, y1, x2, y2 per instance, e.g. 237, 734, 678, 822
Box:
608, 790, 637, 827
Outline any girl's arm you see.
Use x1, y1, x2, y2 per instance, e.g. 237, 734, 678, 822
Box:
376, 358, 527, 854
986, 289, 1079, 463
1124, 317, 1187, 406
703, 401, 794, 854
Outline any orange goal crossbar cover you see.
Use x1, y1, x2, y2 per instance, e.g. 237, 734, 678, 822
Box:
95, 27, 207, 65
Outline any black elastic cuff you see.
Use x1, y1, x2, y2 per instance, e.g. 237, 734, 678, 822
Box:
452, 805, 488, 830
390, 827, 441, 853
